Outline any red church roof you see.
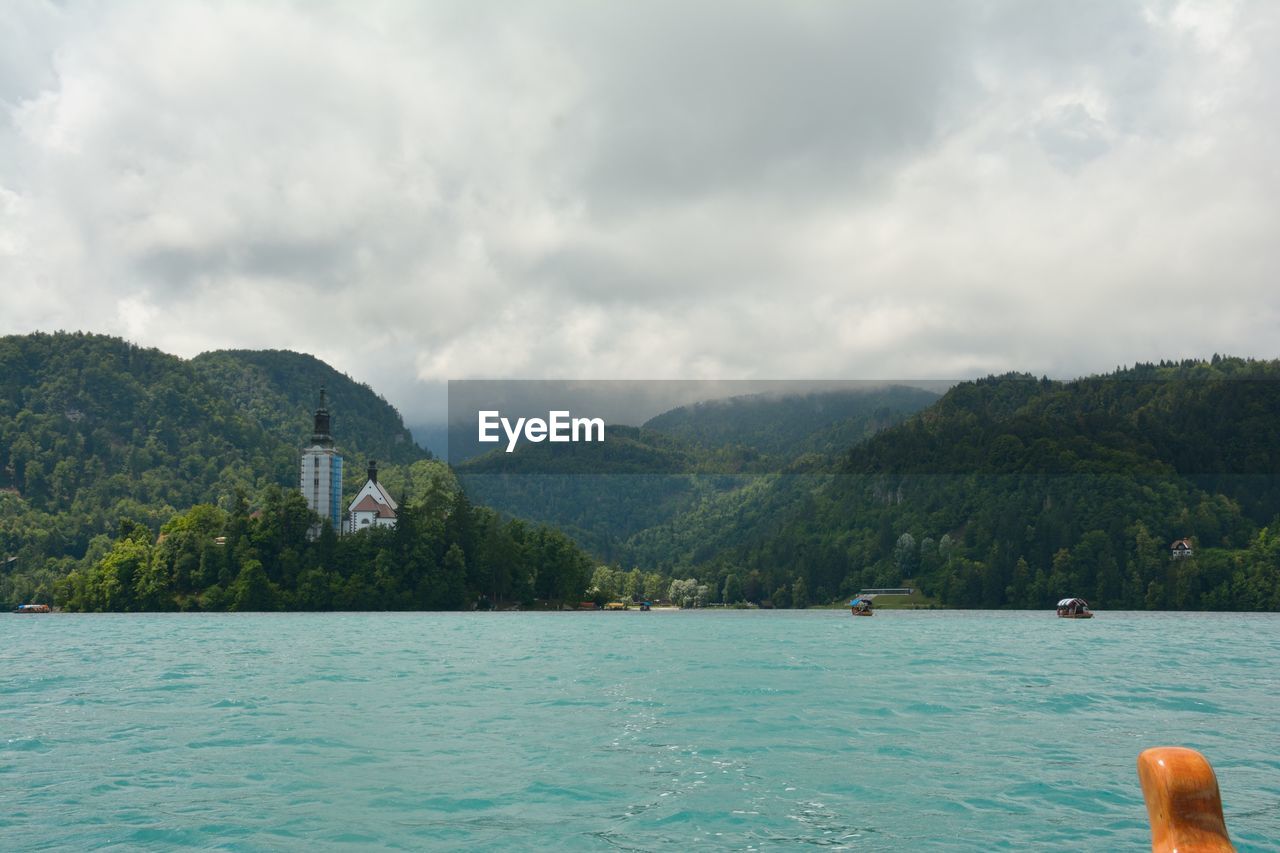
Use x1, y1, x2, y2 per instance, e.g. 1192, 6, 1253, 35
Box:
351, 495, 396, 518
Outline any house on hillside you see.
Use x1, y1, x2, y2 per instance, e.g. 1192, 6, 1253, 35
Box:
347, 460, 398, 533
1170, 538, 1193, 559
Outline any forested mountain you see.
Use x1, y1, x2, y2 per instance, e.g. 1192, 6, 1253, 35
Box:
643, 359, 1280, 611
457, 426, 745, 560
0, 332, 432, 603
643, 385, 939, 458
192, 349, 426, 467
1, 333, 289, 573
457, 387, 936, 560
5, 333, 1278, 612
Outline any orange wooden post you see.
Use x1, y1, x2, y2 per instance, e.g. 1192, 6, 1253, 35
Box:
1138, 747, 1235, 853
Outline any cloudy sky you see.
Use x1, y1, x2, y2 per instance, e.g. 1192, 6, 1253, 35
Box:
2, 0, 1277, 424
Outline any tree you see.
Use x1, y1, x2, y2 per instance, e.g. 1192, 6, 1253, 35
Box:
1007, 557, 1031, 608
591, 565, 620, 603
623, 568, 643, 600
722, 573, 743, 604
231, 559, 276, 611
894, 533, 918, 577
791, 576, 809, 609
1048, 548, 1075, 600
438, 543, 469, 610
668, 578, 699, 608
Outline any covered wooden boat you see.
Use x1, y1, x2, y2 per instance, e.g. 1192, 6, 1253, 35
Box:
14, 603, 51, 613
849, 597, 874, 616
1056, 597, 1093, 618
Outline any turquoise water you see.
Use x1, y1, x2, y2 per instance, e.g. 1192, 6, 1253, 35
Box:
2, 611, 1278, 851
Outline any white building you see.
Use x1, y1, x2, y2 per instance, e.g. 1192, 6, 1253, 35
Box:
301, 389, 343, 534
347, 460, 398, 533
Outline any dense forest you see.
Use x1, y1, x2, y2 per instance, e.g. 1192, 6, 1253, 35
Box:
4, 333, 1279, 612
0, 333, 438, 605
458, 387, 936, 560
191, 349, 425, 467
456, 360, 1280, 612
642, 385, 939, 458
628, 359, 1280, 611
56, 474, 593, 612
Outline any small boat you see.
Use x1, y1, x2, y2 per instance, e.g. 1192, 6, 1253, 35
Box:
1056, 597, 1093, 618
639, 601, 651, 611
14, 603, 52, 614
849, 597, 874, 616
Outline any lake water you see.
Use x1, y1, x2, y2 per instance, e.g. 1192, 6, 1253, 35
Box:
2, 611, 1278, 850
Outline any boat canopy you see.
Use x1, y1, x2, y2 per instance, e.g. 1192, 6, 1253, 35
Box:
1057, 597, 1089, 607
850, 598, 874, 606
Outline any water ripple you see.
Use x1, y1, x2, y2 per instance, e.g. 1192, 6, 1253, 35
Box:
1, 610, 1278, 850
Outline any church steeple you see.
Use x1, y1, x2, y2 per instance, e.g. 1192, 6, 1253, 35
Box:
311, 387, 333, 447
301, 387, 343, 537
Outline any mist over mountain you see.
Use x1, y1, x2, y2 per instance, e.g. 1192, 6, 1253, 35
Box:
457, 387, 940, 559
633, 359, 1280, 610
643, 385, 941, 457
4, 334, 1278, 611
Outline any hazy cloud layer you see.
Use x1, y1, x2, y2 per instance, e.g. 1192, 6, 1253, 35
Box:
2, 0, 1277, 423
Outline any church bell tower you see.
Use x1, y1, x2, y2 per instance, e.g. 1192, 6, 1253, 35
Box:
300, 388, 343, 533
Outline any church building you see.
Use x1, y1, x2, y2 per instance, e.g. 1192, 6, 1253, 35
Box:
346, 460, 398, 533
301, 389, 344, 532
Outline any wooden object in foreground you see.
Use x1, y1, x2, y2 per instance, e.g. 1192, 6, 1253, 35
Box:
1138, 747, 1235, 852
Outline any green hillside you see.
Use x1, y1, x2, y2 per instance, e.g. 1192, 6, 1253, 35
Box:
457, 388, 937, 561
646, 359, 1280, 610
457, 426, 727, 559
191, 349, 427, 467
0, 333, 290, 571
5, 334, 1278, 612
0, 333, 432, 603
643, 385, 939, 457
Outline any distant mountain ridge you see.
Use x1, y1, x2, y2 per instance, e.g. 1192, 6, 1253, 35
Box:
457, 386, 940, 559
642, 385, 940, 457
460, 359, 1280, 611
4, 333, 1278, 611
644, 358, 1280, 610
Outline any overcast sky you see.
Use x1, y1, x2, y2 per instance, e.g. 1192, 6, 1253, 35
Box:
2, 1, 1277, 424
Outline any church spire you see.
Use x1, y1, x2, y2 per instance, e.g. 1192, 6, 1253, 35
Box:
311, 387, 333, 447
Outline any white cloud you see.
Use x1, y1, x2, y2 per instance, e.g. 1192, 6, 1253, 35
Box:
1, 0, 1277, 424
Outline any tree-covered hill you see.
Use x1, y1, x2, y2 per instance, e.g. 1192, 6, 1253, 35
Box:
191, 349, 427, 468
456, 388, 937, 561
6, 334, 1278, 612
1, 333, 292, 572
643, 385, 939, 458
648, 358, 1280, 611
457, 426, 732, 559
55, 480, 593, 613
0, 333, 431, 602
